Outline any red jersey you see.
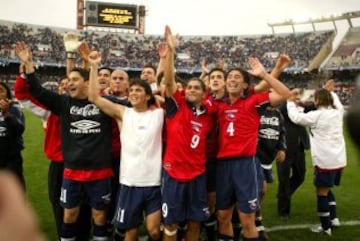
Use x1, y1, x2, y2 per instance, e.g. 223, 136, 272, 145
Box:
14, 75, 62, 161
217, 92, 270, 158
204, 91, 220, 159
163, 91, 216, 182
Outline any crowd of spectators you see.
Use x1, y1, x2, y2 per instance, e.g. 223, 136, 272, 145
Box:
0, 20, 333, 72
1, 19, 358, 105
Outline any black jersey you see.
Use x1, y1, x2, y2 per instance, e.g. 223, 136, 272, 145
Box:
256, 104, 287, 165
0, 101, 24, 159
26, 73, 112, 170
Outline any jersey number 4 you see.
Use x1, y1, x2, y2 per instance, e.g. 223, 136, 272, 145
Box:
227, 122, 235, 136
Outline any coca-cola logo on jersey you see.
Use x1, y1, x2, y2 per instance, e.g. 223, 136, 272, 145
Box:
260, 116, 279, 126
70, 104, 100, 117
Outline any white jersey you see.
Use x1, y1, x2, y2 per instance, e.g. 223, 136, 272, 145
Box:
287, 92, 346, 170
120, 107, 164, 186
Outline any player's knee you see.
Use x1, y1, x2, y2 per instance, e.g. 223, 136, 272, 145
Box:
163, 224, 178, 237
217, 211, 232, 225
92, 209, 106, 225
148, 228, 161, 240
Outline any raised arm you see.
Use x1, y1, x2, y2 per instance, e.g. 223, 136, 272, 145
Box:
156, 42, 167, 80
64, 32, 82, 76
248, 57, 291, 106
163, 25, 178, 97
14, 42, 62, 115
254, 54, 291, 93
88, 51, 124, 121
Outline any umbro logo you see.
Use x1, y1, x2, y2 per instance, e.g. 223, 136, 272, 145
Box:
71, 120, 100, 130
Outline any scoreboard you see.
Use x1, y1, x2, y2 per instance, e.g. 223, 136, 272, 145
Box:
85, 1, 138, 29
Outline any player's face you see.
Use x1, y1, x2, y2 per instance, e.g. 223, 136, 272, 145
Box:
67, 71, 88, 99
226, 70, 247, 96
58, 78, 68, 94
98, 69, 111, 90
141, 67, 156, 84
185, 80, 204, 105
0, 85, 7, 100
209, 70, 225, 92
110, 70, 129, 96
128, 84, 150, 108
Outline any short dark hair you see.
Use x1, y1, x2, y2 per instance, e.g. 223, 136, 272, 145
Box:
98, 66, 113, 74
129, 78, 155, 107
0, 82, 13, 99
187, 78, 206, 91
142, 64, 157, 75
226, 67, 251, 98
226, 67, 251, 85
70, 68, 90, 81
209, 67, 226, 78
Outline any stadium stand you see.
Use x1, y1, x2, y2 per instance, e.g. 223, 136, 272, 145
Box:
0, 19, 358, 106
325, 27, 360, 69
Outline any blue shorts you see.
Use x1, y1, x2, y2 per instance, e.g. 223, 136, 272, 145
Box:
206, 157, 217, 192
112, 185, 161, 230
314, 168, 343, 187
60, 178, 111, 210
216, 156, 261, 214
161, 171, 210, 225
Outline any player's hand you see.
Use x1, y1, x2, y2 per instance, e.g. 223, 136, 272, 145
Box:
88, 50, 102, 66
248, 57, 266, 78
164, 25, 179, 52
276, 150, 286, 162
14, 42, 32, 64
78, 42, 91, 62
0, 98, 11, 118
63, 32, 81, 52
275, 54, 291, 71
158, 42, 168, 59
324, 79, 335, 92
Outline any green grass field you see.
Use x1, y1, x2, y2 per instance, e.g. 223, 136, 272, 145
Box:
22, 109, 360, 241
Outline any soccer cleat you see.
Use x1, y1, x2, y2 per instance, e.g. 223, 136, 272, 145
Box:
258, 230, 269, 241
331, 218, 340, 227
310, 226, 332, 236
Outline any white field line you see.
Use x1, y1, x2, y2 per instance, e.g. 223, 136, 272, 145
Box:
266, 220, 360, 232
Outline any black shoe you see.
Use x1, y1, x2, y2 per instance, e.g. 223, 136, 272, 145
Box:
259, 230, 269, 241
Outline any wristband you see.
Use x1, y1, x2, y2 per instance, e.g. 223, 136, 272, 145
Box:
66, 52, 77, 59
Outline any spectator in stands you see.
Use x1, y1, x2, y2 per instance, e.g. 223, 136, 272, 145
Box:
286, 84, 346, 236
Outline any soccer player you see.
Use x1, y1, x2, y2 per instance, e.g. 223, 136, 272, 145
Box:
287, 82, 346, 236
15, 42, 113, 241
161, 25, 216, 241
255, 104, 287, 240
215, 60, 291, 241
141, 64, 159, 93
87, 50, 164, 241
